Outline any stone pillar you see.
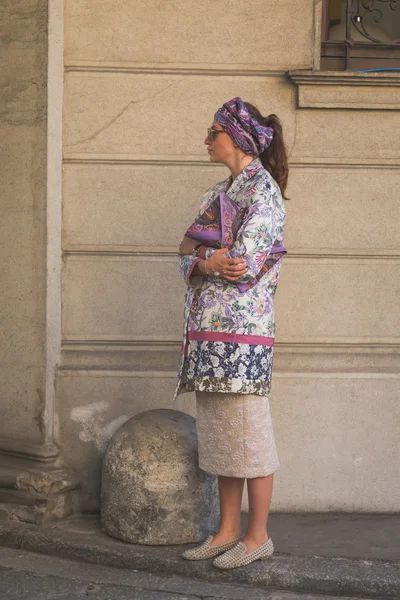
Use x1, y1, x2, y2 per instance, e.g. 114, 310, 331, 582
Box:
0, 0, 63, 452
0, 0, 49, 448
101, 409, 219, 545
0, 0, 80, 523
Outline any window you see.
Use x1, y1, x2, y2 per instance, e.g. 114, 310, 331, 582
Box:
321, 0, 400, 70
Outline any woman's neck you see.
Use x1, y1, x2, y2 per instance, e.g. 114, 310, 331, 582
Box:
226, 153, 255, 180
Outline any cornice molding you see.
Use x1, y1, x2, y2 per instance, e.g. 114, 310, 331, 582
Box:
288, 70, 400, 87
64, 61, 287, 77
62, 246, 400, 260
61, 339, 400, 351
59, 339, 400, 374
288, 70, 400, 110
63, 155, 223, 167
63, 155, 400, 169
57, 368, 400, 379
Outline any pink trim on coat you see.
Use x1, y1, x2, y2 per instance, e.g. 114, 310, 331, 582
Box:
188, 330, 275, 346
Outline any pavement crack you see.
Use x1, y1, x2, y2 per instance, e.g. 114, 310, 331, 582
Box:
18, 527, 28, 549
0, 565, 13, 573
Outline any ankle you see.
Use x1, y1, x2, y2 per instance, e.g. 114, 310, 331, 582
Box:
214, 526, 241, 539
243, 532, 269, 545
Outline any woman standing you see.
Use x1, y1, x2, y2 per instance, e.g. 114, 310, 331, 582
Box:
176, 98, 288, 570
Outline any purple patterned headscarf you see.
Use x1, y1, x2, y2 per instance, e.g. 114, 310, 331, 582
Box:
214, 97, 274, 156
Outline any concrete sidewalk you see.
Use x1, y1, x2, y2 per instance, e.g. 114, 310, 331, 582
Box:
0, 513, 399, 599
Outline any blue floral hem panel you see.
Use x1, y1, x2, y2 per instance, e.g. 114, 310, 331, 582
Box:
182, 340, 273, 395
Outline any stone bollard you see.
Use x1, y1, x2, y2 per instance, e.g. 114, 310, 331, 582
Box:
100, 409, 219, 545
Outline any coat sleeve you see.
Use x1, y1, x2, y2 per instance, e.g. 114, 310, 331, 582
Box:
178, 255, 204, 289
205, 186, 285, 286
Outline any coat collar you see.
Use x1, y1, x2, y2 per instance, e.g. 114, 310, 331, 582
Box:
223, 157, 264, 199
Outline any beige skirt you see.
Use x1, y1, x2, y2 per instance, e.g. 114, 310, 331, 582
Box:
195, 391, 279, 479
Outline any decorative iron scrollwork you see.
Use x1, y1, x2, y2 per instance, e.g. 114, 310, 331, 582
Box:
346, 0, 399, 43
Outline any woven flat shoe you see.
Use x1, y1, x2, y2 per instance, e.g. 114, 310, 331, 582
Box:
213, 538, 274, 569
181, 535, 242, 561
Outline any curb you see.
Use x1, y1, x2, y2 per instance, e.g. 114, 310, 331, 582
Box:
1, 521, 399, 599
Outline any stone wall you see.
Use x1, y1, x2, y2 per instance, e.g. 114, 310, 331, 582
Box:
32, 0, 400, 512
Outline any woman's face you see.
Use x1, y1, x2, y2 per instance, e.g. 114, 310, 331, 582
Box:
204, 120, 236, 164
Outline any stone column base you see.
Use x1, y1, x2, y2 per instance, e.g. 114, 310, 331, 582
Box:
0, 444, 80, 525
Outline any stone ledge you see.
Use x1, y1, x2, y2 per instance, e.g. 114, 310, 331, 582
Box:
288, 70, 400, 110
0, 517, 399, 598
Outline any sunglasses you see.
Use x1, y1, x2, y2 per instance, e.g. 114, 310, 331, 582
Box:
207, 127, 225, 142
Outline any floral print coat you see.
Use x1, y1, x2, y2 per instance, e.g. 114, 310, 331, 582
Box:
174, 158, 286, 400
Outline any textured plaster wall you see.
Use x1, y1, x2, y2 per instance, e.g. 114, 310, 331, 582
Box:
0, 0, 48, 442
58, 0, 400, 512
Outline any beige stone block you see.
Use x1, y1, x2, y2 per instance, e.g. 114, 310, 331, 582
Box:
63, 163, 226, 248
55, 370, 194, 511
62, 255, 185, 340
63, 73, 295, 156
271, 374, 400, 512
285, 167, 400, 251
290, 109, 400, 160
62, 255, 400, 342
63, 164, 400, 252
276, 259, 400, 342
65, 0, 313, 69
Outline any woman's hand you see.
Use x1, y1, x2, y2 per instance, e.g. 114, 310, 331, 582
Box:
178, 236, 199, 256
178, 237, 247, 282
207, 248, 247, 282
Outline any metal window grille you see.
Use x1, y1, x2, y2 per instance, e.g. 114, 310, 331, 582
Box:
322, 0, 400, 69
